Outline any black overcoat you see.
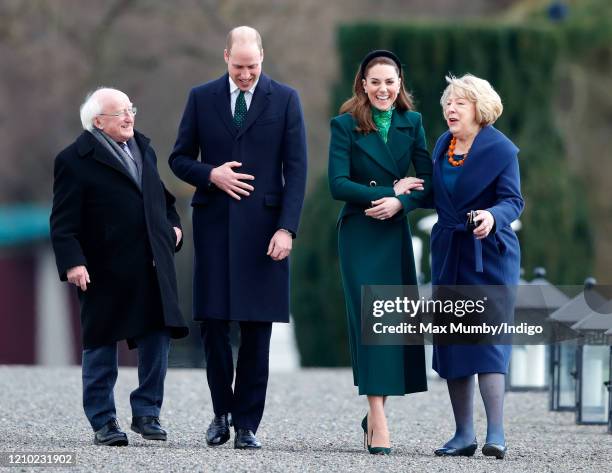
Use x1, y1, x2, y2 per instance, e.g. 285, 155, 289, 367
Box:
50, 130, 188, 348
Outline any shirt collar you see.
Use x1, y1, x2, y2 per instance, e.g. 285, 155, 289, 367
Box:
228, 76, 258, 95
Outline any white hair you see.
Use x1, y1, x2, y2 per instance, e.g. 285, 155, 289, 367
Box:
440, 74, 503, 126
79, 87, 125, 131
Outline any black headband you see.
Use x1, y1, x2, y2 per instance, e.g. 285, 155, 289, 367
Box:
360, 50, 403, 78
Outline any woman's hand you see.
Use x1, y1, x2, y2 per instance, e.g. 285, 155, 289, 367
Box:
365, 197, 403, 220
472, 210, 495, 239
393, 177, 425, 195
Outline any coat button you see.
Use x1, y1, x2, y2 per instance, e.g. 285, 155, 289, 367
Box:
369, 180, 377, 187
152, 259, 156, 267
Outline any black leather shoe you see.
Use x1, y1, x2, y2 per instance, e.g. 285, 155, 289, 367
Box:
94, 419, 128, 446
206, 414, 230, 446
131, 416, 167, 441
482, 442, 507, 459
434, 440, 477, 457
234, 429, 261, 449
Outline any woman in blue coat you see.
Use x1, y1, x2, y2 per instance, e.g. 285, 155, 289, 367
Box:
329, 50, 432, 455
430, 74, 524, 459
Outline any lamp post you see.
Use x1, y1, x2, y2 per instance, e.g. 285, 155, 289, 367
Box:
548, 278, 605, 411
571, 308, 612, 425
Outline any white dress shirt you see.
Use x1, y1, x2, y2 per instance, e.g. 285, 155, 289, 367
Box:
229, 76, 259, 115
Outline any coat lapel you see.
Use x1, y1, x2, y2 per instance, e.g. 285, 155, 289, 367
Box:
432, 131, 455, 210
133, 130, 150, 160
355, 131, 401, 178
212, 74, 238, 138
77, 131, 141, 191
451, 126, 506, 210
236, 74, 271, 139
386, 111, 414, 163
133, 131, 152, 190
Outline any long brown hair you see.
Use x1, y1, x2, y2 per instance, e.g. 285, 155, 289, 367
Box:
339, 56, 414, 134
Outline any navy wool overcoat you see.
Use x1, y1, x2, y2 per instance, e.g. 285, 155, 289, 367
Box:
169, 73, 307, 323
430, 125, 524, 379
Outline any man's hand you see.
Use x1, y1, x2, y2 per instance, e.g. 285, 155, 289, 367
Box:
365, 197, 403, 220
393, 177, 424, 195
267, 230, 293, 261
173, 226, 182, 247
209, 161, 255, 200
67, 265, 90, 291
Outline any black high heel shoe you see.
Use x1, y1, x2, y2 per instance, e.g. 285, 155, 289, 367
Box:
434, 439, 478, 457
482, 442, 507, 459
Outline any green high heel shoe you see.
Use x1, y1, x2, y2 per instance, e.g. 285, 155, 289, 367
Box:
362, 414, 391, 455
361, 415, 369, 449
368, 445, 391, 455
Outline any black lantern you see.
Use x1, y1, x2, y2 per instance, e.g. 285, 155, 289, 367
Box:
548, 278, 605, 411
507, 268, 569, 391
572, 309, 612, 425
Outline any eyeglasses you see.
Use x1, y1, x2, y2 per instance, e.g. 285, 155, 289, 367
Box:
99, 107, 138, 117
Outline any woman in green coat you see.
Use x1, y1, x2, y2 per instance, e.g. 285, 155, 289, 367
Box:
328, 50, 433, 455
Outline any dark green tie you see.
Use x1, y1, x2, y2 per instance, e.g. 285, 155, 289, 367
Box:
233, 90, 247, 128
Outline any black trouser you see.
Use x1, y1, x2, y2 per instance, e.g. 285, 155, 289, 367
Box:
82, 330, 170, 431
200, 320, 272, 433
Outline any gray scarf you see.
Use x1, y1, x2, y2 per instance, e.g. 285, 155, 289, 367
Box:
89, 128, 142, 189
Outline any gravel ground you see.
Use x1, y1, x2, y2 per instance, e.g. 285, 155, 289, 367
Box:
0, 366, 610, 472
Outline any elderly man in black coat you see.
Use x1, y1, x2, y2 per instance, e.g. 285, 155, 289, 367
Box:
50, 87, 188, 446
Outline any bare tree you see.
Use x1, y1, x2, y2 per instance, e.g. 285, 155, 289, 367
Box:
0, 0, 515, 203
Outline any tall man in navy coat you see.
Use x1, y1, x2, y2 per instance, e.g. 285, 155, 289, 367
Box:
169, 26, 307, 449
